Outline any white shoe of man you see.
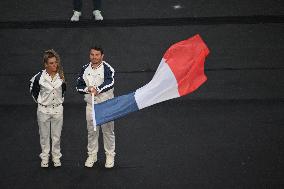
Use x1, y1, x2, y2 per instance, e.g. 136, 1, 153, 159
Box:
93, 10, 103, 20
53, 158, 61, 167
85, 154, 97, 168
105, 154, 115, 168
70, 11, 81, 21
41, 159, 49, 168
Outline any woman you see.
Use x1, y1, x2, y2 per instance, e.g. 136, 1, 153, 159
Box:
29, 49, 66, 168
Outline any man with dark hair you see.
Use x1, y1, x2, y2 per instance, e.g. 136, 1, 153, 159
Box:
76, 46, 116, 168
70, 0, 103, 21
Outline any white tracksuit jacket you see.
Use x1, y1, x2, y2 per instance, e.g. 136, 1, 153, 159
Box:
76, 61, 115, 156
30, 70, 66, 160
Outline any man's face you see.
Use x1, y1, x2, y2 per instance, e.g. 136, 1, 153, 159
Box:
90, 49, 104, 65
45, 57, 58, 73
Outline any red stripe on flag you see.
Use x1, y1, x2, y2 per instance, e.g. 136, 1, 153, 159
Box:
163, 34, 210, 96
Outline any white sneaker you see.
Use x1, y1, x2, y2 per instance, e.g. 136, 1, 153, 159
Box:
85, 155, 97, 168
105, 154, 114, 168
41, 159, 49, 168
93, 10, 103, 20
71, 11, 81, 21
53, 158, 61, 167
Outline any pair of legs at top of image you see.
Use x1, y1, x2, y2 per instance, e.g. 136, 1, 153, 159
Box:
71, 0, 103, 21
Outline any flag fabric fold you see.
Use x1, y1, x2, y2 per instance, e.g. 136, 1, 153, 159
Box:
93, 34, 210, 127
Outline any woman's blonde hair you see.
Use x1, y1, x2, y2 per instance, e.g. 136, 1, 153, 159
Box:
43, 49, 65, 81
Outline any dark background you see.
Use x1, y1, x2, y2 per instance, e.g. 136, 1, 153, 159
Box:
0, 0, 283, 188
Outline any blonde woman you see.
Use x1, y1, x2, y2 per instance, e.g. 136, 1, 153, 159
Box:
30, 49, 66, 168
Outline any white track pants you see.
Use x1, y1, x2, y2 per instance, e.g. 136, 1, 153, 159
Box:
86, 104, 115, 156
37, 105, 63, 160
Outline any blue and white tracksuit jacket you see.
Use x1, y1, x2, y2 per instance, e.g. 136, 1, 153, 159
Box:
30, 70, 66, 108
76, 61, 115, 104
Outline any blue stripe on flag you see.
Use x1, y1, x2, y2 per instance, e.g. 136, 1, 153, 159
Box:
94, 92, 139, 126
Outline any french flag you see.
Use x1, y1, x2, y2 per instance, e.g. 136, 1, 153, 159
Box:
93, 34, 210, 127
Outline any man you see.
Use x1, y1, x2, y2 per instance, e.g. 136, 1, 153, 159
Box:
70, 0, 103, 21
76, 46, 115, 168
30, 49, 66, 168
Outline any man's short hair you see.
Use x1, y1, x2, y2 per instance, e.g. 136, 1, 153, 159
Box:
90, 46, 104, 55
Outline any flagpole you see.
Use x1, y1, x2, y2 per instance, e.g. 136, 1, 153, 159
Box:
92, 93, 96, 131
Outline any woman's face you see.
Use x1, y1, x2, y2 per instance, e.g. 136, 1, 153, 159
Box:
45, 57, 58, 73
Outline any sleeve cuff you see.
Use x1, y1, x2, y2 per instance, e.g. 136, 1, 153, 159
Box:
95, 86, 101, 94
84, 87, 90, 93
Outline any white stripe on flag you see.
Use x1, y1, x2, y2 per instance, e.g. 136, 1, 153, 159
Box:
134, 58, 180, 110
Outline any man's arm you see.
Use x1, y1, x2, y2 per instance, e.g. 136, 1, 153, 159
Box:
76, 66, 89, 94
96, 63, 115, 94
